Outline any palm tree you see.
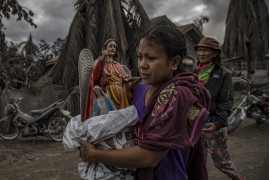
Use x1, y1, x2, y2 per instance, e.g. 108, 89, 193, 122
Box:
18, 33, 39, 61
18, 33, 40, 86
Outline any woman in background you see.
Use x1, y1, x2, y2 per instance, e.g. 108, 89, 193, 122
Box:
193, 37, 245, 180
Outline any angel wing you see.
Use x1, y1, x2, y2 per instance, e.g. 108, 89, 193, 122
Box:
78, 48, 94, 122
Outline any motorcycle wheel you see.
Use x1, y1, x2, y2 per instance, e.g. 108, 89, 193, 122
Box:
48, 118, 67, 142
0, 117, 20, 140
227, 109, 243, 134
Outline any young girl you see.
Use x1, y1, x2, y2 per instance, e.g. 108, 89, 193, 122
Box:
79, 26, 211, 180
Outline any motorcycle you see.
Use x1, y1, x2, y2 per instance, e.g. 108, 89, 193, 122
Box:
0, 97, 73, 141
227, 70, 269, 134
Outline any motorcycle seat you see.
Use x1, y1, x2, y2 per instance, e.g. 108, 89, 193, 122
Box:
31, 100, 62, 116
17, 109, 36, 124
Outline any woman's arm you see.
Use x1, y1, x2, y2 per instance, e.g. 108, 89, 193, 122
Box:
203, 70, 233, 132
78, 139, 168, 168
215, 70, 234, 129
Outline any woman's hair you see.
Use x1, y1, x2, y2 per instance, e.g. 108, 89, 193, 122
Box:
212, 51, 221, 66
140, 25, 187, 75
102, 39, 118, 60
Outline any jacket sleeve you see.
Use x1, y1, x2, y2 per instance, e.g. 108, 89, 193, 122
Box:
214, 70, 234, 130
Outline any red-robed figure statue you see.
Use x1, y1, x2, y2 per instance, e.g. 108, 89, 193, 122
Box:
84, 39, 132, 121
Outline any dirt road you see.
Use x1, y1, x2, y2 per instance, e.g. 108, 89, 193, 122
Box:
0, 116, 268, 180
207, 117, 269, 180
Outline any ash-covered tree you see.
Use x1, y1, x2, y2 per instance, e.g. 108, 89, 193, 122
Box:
38, 39, 53, 60
0, 0, 37, 51
222, 0, 269, 78
18, 33, 39, 61
0, 42, 26, 88
18, 33, 47, 86
193, 15, 209, 32
38, 39, 53, 72
51, 37, 66, 57
0, 0, 37, 89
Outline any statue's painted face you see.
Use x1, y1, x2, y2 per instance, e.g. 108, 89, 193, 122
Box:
94, 88, 103, 98
105, 41, 117, 57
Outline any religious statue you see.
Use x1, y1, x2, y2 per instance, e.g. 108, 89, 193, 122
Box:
63, 39, 138, 179
91, 85, 117, 117
83, 39, 132, 121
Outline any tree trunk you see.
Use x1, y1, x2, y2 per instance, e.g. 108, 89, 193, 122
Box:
222, 0, 268, 71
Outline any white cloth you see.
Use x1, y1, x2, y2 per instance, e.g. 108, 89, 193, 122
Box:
62, 105, 139, 180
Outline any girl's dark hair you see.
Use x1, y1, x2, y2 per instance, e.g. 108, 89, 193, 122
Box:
141, 25, 187, 75
102, 39, 118, 60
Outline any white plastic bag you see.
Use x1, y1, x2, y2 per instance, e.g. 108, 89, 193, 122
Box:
62, 105, 139, 180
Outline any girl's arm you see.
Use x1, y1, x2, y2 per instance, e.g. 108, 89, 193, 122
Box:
78, 139, 168, 168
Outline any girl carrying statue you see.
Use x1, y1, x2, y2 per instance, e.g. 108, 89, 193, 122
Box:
63, 39, 138, 180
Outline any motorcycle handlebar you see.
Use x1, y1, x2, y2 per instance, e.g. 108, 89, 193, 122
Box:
231, 70, 253, 85
240, 75, 252, 85
231, 71, 243, 77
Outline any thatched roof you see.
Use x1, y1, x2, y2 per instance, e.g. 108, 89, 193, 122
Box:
150, 15, 176, 27
177, 23, 203, 43
177, 23, 193, 32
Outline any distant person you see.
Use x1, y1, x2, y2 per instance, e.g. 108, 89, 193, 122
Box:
78, 25, 210, 180
193, 37, 246, 180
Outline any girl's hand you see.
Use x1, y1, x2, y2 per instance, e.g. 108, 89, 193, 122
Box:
78, 139, 96, 163
202, 123, 216, 133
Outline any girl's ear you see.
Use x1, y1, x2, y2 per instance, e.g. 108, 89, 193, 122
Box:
171, 55, 181, 71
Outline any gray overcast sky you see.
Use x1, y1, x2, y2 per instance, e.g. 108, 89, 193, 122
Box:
3, 0, 269, 45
